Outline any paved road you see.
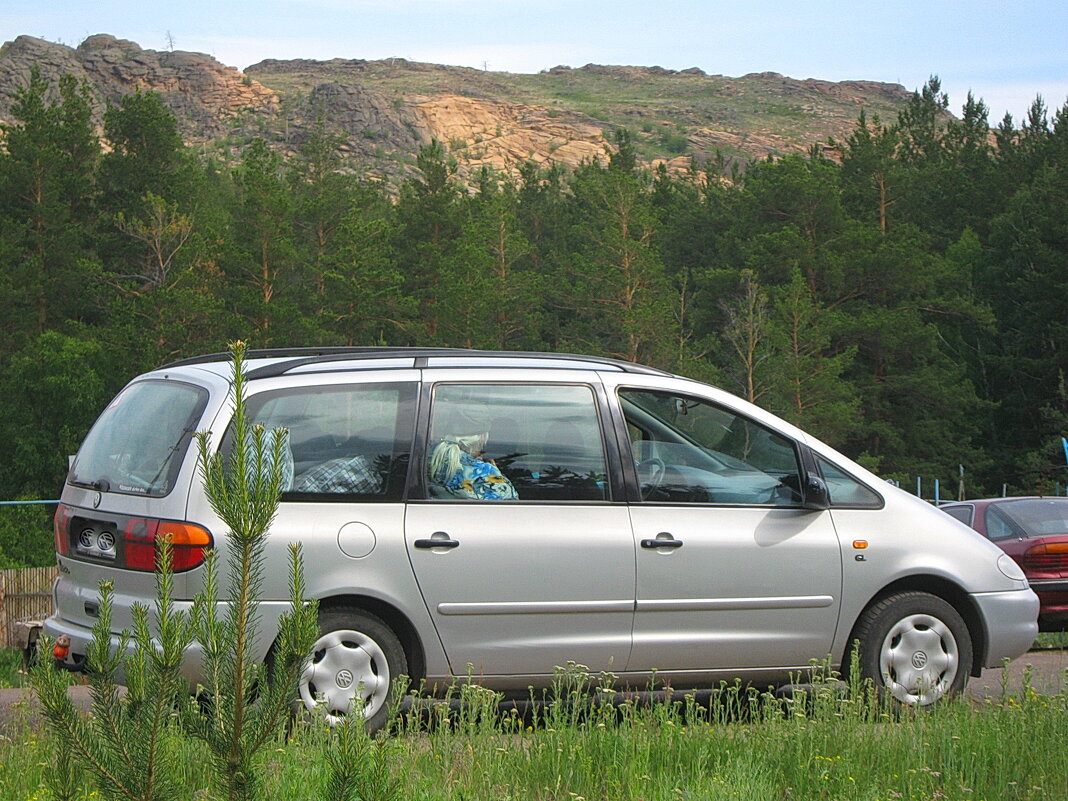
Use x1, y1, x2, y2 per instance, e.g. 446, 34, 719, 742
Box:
2, 650, 1065, 734
967, 647, 1067, 698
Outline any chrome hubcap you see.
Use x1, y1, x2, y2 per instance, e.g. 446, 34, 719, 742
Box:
299, 629, 390, 724
879, 613, 958, 705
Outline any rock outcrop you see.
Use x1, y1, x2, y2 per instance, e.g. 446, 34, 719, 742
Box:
0, 34, 277, 138
0, 34, 918, 187
410, 94, 609, 175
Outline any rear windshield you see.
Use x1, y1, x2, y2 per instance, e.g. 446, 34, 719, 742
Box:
989, 499, 1068, 539
71, 380, 208, 497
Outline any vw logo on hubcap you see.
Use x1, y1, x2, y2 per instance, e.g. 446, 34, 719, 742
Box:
335, 669, 354, 689
911, 651, 929, 669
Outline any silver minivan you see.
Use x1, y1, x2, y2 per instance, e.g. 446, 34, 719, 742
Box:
45, 348, 1038, 727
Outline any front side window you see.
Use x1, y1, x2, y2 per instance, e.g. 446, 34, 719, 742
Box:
815, 457, 884, 508
427, 384, 608, 501
619, 388, 802, 505
71, 380, 208, 497
231, 382, 416, 501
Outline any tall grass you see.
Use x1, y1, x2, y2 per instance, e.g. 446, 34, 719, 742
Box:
1033, 631, 1068, 650
2, 661, 1066, 801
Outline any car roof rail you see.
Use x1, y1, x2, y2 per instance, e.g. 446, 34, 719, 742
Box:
160, 347, 669, 379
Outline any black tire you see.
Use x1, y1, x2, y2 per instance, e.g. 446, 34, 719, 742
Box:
298, 607, 408, 732
850, 591, 972, 706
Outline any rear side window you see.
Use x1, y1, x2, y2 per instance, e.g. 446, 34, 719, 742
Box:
71, 380, 208, 497
233, 382, 417, 502
942, 505, 974, 526
988, 499, 1068, 539
426, 384, 608, 501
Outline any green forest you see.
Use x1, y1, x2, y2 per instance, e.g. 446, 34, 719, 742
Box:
1, 67, 1066, 565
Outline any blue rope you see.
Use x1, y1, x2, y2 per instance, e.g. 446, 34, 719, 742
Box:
0, 500, 60, 506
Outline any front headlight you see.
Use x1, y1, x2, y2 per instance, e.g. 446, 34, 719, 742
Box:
997, 553, 1027, 582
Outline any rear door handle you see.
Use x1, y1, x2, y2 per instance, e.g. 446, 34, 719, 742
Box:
641, 533, 684, 549
414, 532, 460, 549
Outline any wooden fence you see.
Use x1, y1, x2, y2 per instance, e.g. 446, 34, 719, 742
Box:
0, 566, 58, 648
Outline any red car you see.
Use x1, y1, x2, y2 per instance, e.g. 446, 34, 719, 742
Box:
941, 497, 1068, 631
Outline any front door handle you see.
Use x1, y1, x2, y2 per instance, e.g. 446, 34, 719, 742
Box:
641, 533, 684, 549
414, 531, 460, 549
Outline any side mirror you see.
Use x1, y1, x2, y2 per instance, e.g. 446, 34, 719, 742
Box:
802, 474, 830, 511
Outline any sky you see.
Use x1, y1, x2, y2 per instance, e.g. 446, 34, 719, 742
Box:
4, 0, 1067, 125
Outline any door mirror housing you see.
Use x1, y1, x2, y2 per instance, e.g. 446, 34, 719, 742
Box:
802, 474, 830, 511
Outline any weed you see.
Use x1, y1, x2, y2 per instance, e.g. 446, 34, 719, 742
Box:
5, 666, 1068, 799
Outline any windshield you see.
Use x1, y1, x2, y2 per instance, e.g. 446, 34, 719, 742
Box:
990, 499, 1068, 538
71, 380, 208, 497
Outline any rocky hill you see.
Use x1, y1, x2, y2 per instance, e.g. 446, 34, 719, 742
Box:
0, 34, 916, 185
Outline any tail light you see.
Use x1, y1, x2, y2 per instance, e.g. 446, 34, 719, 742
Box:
55, 507, 212, 572
54, 503, 73, 556
123, 519, 213, 571
1021, 541, 1068, 573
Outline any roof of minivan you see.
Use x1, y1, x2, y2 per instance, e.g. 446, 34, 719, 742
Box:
160, 347, 672, 380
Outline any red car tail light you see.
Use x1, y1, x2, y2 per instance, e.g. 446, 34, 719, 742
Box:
53, 503, 73, 556
1020, 541, 1068, 572
157, 521, 213, 571
123, 518, 213, 571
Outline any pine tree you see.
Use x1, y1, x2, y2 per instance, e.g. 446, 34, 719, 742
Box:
232, 138, 298, 340
394, 140, 463, 343
439, 170, 542, 349
562, 134, 678, 365
0, 68, 99, 346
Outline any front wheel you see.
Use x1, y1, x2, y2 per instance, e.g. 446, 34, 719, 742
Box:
299, 608, 407, 730
851, 591, 972, 706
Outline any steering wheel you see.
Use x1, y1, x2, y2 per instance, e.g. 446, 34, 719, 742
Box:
636, 457, 666, 500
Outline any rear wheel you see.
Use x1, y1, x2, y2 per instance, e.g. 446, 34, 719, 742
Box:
299, 608, 407, 731
852, 591, 972, 706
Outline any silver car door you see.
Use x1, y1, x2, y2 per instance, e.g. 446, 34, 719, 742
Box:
405, 376, 635, 679
608, 378, 844, 674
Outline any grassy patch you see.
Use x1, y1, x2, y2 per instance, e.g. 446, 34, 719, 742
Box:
3, 664, 1067, 800
0, 647, 27, 688
0, 647, 79, 689
1033, 631, 1068, 650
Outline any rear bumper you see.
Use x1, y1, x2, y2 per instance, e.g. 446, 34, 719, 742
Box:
43, 614, 128, 677
972, 588, 1040, 670
1029, 579, 1068, 593
1029, 579, 1068, 631
42, 601, 292, 685
43, 612, 217, 686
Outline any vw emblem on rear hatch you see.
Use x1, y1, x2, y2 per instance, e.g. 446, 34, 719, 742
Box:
92, 491, 102, 508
